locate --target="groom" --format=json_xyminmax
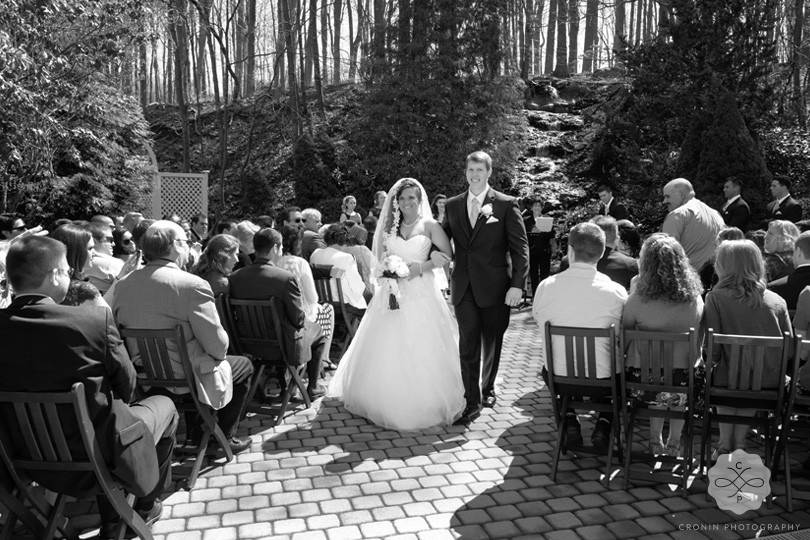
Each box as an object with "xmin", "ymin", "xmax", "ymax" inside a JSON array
[{"xmin": 444, "ymin": 151, "xmax": 529, "ymax": 425}]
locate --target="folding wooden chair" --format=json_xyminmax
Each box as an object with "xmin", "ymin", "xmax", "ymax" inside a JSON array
[
  {"xmin": 619, "ymin": 328, "xmax": 699, "ymax": 493},
  {"xmin": 777, "ymin": 332, "xmax": 810, "ymax": 511},
  {"xmin": 311, "ymin": 263, "xmax": 362, "ymax": 358},
  {"xmin": 120, "ymin": 326, "xmax": 233, "ymax": 490},
  {"xmin": 544, "ymin": 322, "xmax": 622, "ymax": 482},
  {"xmin": 700, "ymin": 330, "xmax": 791, "ymax": 491},
  {"xmin": 0, "ymin": 382, "xmax": 152, "ymax": 539},
  {"xmin": 223, "ymin": 296, "xmax": 311, "ymax": 425}
]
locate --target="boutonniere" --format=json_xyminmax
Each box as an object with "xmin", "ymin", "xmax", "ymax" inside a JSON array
[{"xmin": 480, "ymin": 204, "xmax": 493, "ymax": 219}]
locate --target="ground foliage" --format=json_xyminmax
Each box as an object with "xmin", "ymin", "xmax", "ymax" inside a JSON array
[{"xmin": 0, "ymin": 0, "xmax": 156, "ymax": 223}]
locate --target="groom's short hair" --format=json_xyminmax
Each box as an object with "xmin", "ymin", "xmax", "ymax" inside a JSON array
[
  {"xmin": 466, "ymin": 151, "xmax": 492, "ymax": 172},
  {"xmin": 568, "ymin": 222, "xmax": 605, "ymax": 264}
]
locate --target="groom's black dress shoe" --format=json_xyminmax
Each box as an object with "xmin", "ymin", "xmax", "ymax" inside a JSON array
[
  {"xmin": 453, "ymin": 405, "xmax": 481, "ymax": 426},
  {"xmin": 482, "ymin": 394, "xmax": 497, "ymax": 408}
]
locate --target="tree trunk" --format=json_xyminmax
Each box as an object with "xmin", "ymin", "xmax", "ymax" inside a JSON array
[
  {"xmin": 614, "ymin": 0, "xmax": 625, "ymax": 62},
  {"xmin": 553, "ymin": 0, "xmax": 569, "ymax": 77},
  {"xmin": 281, "ymin": 0, "xmax": 303, "ymax": 135},
  {"xmin": 634, "ymin": 0, "xmax": 643, "ymax": 45},
  {"xmin": 567, "ymin": 0, "xmax": 579, "ymax": 73},
  {"xmin": 794, "ymin": 0, "xmax": 806, "ymax": 127},
  {"xmin": 310, "ymin": 0, "xmax": 326, "ymax": 115},
  {"xmin": 348, "ymin": 0, "xmax": 358, "ymax": 80},
  {"xmin": 171, "ymin": 0, "xmax": 191, "ymax": 171},
  {"xmin": 372, "ymin": 0, "xmax": 386, "ymax": 79},
  {"xmin": 321, "ymin": 0, "xmax": 329, "ymax": 83},
  {"xmin": 545, "ymin": 0, "xmax": 557, "ymax": 73},
  {"xmin": 412, "ymin": 0, "xmax": 430, "ymax": 77},
  {"xmin": 534, "ymin": 0, "xmax": 545, "ymax": 74},
  {"xmin": 521, "ymin": 0, "xmax": 534, "ymax": 78},
  {"xmin": 278, "ymin": 0, "xmax": 287, "ymax": 89},
  {"xmin": 195, "ymin": 0, "xmax": 211, "ymax": 96},
  {"xmin": 245, "ymin": 0, "xmax": 257, "ymax": 96},
  {"xmin": 582, "ymin": 0, "xmax": 599, "ymax": 72},
  {"xmin": 139, "ymin": 41, "xmax": 148, "ymax": 108},
  {"xmin": 235, "ymin": 0, "xmax": 246, "ymax": 94},
  {"xmin": 333, "ymin": 0, "xmax": 343, "ymax": 83},
  {"xmin": 397, "ymin": 0, "xmax": 411, "ymax": 71}
]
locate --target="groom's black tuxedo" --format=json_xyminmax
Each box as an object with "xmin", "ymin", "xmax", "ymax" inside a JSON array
[{"xmin": 444, "ymin": 187, "xmax": 529, "ymax": 410}]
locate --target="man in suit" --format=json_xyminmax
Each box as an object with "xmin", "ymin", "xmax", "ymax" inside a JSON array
[
  {"xmin": 770, "ymin": 231, "xmax": 810, "ymax": 309},
  {"xmin": 768, "ymin": 177, "xmax": 803, "ymax": 223},
  {"xmin": 229, "ymin": 228, "xmax": 327, "ymax": 401},
  {"xmin": 443, "ymin": 151, "xmax": 530, "ymax": 424},
  {"xmin": 720, "ymin": 177, "xmax": 751, "ymax": 231},
  {"xmin": 189, "ymin": 213, "xmax": 209, "ymax": 243},
  {"xmin": 112, "ymin": 221, "xmax": 254, "ymax": 455},
  {"xmin": 662, "ymin": 178, "xmax": 725, "ymax": 289},
  {"xmin": 597, "ymin": 185, "xmax": 629, "ymax": 220},
  {"xmin": 0, "ymin": 236, "xmax": 178, "ymax": 538},
  {"xmin": 301, "ymin": 208, "xmax": 326, "ymax": 261}
]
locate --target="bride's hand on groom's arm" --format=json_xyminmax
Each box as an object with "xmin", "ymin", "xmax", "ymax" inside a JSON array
[{"xmin": 429, "ymin": 251, "xmax": 451, "ymax": 267}]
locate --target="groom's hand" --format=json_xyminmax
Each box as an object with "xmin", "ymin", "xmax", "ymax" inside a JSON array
[{"xmin": 504, "ymin": 287, "xmax": 523, "ymax": 307}]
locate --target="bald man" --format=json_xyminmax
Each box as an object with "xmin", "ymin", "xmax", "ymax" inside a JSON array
[{"xmin": 661, "ymin": 178, "xmax": 725, "ymax": 288}]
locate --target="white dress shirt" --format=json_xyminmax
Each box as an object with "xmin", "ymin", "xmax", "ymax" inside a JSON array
[
  {"xmin": 532, "ymin": 262, "xmax": 627, "ymax": 378},
  {"xmin": 310, "ymin": 247, "xmax": 368, "ymax": 311}
]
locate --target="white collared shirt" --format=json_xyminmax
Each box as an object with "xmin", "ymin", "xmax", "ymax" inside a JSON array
[
  {"xmin": 603, "ymin": 197, "xmax": 614, "ymax": 214},
  {"xmin": 776, "ymin": 194, "xmax": 791, "ymax": 207},
  {"xmin": 532, "ymin": 263, "xmax": 627, "ymax": 378},
  {"xmin": 722, "ymin": 194, "xmax": 740, "ymax": 211},
  {"xmin": 467, "ymin": 186, "xmax": 490, "ymax": 219}
]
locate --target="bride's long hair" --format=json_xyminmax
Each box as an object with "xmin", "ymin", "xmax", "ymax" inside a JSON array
[{"xmin": 372, "ymin": 177, "xmax": 431, "ymax": 263}]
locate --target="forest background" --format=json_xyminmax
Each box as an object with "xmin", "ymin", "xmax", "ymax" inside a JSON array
[{"xmin": 1, "ymin": 0, "xmax": 809, "ymax": 230}]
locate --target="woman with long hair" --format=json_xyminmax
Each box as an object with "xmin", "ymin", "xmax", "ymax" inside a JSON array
[
  {"xmin": 278, "ymin": 225, "xmax": 336, "ymax": 368},
  {"xmin": 622, "ymin": 233, "xmax": 703, "ymax": 456},
  {"xmin": 704, "ymin": 239, "xmax": 792, "ymax": 456},
  {"xmin": 49, "ymin": 223, "xmax": 106, "ymax": 307},
  {"xmin": 432, "ymin": 194, "xmax": 448, "ymax": 225},
  {"xmin": 339, "ymin": 195, "xmax": 363, "ymax": 225},
  {"xmin": 192, "ymin": 234, "xmax": 241, "ymax": 296}
]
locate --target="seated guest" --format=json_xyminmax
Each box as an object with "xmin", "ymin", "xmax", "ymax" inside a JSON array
[
  {"xmin": 344, "ymin": 220, "xmax": 368, "ymax": 247},
  {"xmin": 797, "ymin": 220, "xmax": 810, "ymax": 233},
  {"xmin": 764, "ymin": 219, "xmax": 800, "ymax": 282},
  {"xmin": 113, "ymin": 226, "xmax": 137, "ymax": 262},
  {"xmin": 189, "ymin": 213, "xmax": 209, "ymax": 243},
  {"xmin": 616, "ymin": 219, "xmax": 641, "ymax": 258},
  {"xmin": 560, "ymin": 216, "xmax": 638, "ymax": 291},
  {"xmin": 193, "ymin": 234, "xmax": 241, "ymax": 297},
  {"xmin": 301, "ymin": 208, "xmax": 326, "ymax": 260},
  {"xmin": 704, "ymin": 240, "xmax": 792, "ymax": 456},
  {"xmin": 623, "ymin": 234, "xmax": 704, "ymax": 456},
  {"xmin": 0, "ymin": 236, "xmax": 177, "ymax": 538},
  {"xmin": 532, "ymin": 222, "xmax": 628, "ymax": 450},
  {"xmin": 335, "ymin": 224, "xmax": 375, "ymax": 298},
  {"xmin": 770, "ymin": 231, "xmax": 810, "ymax": 310},
  {"xmin": 281, "ymin": 207, "xmax": 303, "ymax": 231},
  {"xmin": 85, "ymin": 223, "xmax": 124, "ymax": 294},
  {"xmin": 717, "ymin": 227, "xmax": 744, "ymax": 243},
  {"xmin": 255, "ymin": 214, "xmax": 276, "ymax": 229},
  {"xmin": 112, "ymin": 221, "xmax": 254, "ymax": 454},
  {"xmin": 279, "ymin": 226, "xmax": 335, "ymax": 366},
  {"xmin": 234, "ymin": 220, "xmax": 260, "ymax": 271},
  {"xmin": 122, "ymin": 211, "xmax": 144, "ymax": 233},
  {"xmin": 310, "ymin": 224, "xmax": 368, "ymax": 313},
  {"xmin": 49, "ymin": 223, "xmax": 107, "ymax": 308},
  {"xmin": 746, "ymin": 229, "xmax": 767, "ymax": 253},
  {"xmin": 229, "ymin": 228, "xmax": 327, "ymax": 400}
]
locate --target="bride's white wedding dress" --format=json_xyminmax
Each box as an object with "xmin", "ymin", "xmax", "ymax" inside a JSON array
[{"xmin": 328, "ymin": 235, "xmax": 465, "ymax": 431}]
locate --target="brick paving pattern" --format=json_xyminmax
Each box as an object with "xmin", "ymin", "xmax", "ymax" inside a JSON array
[{"xmin": 148, "ymin": 310, "xmax": 810, "ymax": 539}]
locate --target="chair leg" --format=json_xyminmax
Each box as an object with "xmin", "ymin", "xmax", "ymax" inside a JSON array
[
  {"xmin": 0, "ymin": 485, "xmax": 44, "ymax": 539},
  {"xmin": 551, "ymin": 419, "xmax": 565, "ymax": 482},
  {"xmin": 187, "ymin": 428, "xmax": 210, "ymax": 490},
  {"xmin": 42, "ymin": 493, "xmax": 66, "ymax": 540},
  {"xmin": 682, "ymin": 414, "xmax": 694, "ymax": 495},
  {"xmin": 623, "ymin": 412, "xmax": 634, "ymax": 490},
  {"xmin": 241, "ymin": 363, "xmax": 265, "ymax": 420}
]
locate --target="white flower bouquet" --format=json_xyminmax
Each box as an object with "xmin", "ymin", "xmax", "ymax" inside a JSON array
[{"xmin": 375, "ymin": 254, "xmax": 410, "ymax": 309}]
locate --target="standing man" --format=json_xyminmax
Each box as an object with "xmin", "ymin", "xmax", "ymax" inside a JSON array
[
  {"xmin": 597, "ymin": 185, "xmax": 629, "ymax": 220},
  {"xmin": 661, "ymin": 178, "xmax": 725, "ymax": 288},
  {"xmin": 190, "ymin": 213, "xmax": 209, "ymax": 243},
  {"xmin": 767, "ymin": 177, "xmax": 803, "ymax": 223},
  {"xmin": 443, "ymin": 151, "xmax": 530, "ymax": 425},
  {"xmin": 720, "ymin": 177, "xmax": 751, "ymax": 231}
]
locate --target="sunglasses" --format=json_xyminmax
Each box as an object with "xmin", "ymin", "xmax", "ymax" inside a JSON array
[
  {"xmin": 122, "ymin": 238, "xmax": 133, "ymax": 245},
  {"xmin": 292, "ymin": 218, "xmax": 303, "ymax": 223}
]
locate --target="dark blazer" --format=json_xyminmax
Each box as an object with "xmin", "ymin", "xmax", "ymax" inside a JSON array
[
  {"xmin": 228, "ymin": 258, "xmax": 318, "ymax": 365},
  {"xmin": 721, "ymin": 196, "xmax": 751, "ymax": 231},
  {"xmin": 0, "ymin": 296, "xmax": 159, "ymax": 497},
  {"xmin": 444, "ymin": 188, "xmax": 529, "ymax": 307},
  {"xmin": 770, "ymin": 265, "xmax": 810, "ymax": 310},
  {"xmin": 560, "ymin": 247, "xmax": 639, "ymax": 291},
  {"xmin": 301, "ymin": 230, "xmax": 326, "ymax": 261},
  {"xmin": 598, "ymin": 200, "xmax": 629, "ymax": 220},
  {"xmin": 767, "ymin": 196, "xmax": 803, "ymax": 223}
]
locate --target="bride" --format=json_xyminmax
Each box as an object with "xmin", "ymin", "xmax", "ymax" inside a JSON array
[{"xmin": 328, "ymin": 177, "xmax": 465, "ymax": 430}]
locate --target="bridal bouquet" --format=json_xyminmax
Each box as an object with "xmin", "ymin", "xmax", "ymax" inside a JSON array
[{"xmin": 375, "ymin": 254, "xmax": 410, "ymax": 310}]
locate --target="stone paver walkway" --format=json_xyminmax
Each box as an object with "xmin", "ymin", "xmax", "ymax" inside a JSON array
[{"xmin": 149, "ymin": 310, "xmax": 810, "ymax": 540}]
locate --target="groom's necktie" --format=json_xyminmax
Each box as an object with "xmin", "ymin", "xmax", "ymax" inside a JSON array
[{"xmin": 469, "ymin": 197, "xmax": 480, "ymax": 227}]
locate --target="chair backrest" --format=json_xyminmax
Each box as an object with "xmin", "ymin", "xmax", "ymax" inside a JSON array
[
  {"xmin": 705, "ymin": 329, "xmax": 791, "ymax": 405},
  {"xmin": 119, "ymin": 326, "xmax": 193, "ymax": 391},
  {"xmin": 620, "ymin": 327, "xmax": 699, "ymax": 393},
  {"xmin": 215, "ymin": 292, "xmax": 235, "ymax": 354},
  {"xmin": 311, "ymin": 263, "xmax": 347, "ymax": 306},
  {"xmin": 0, "ymin": 383, "xmax": 98, "ymax": 474},
  {"xmin": 544, "ymin": 322, "xmax": 617, "ymax": 385},
  {"xmin": 223, "ymin": 296, "xmax": 288, "ymax": 364},
  {"xmin": 788, "ymin": 332, "xmax": 810, "ymax": 409}
]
